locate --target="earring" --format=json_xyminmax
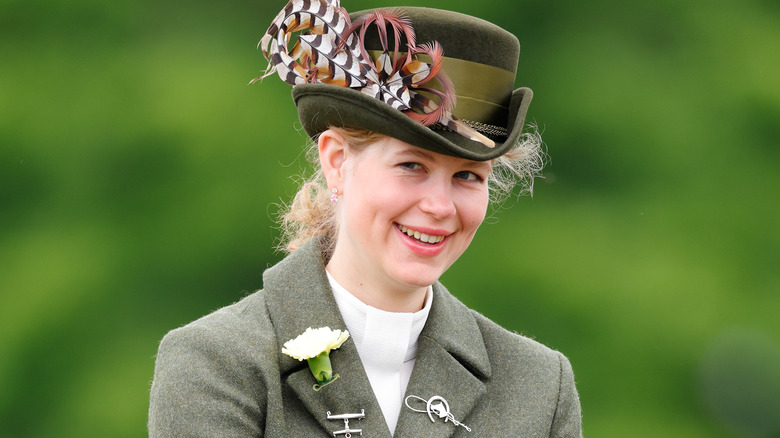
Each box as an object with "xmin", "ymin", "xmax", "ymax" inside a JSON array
[{"xmin": 330, "ymin": 188, "xmax": 339, "ymax": 203}]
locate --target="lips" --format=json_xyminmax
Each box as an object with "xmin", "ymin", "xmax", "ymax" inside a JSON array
[{"xmin": 397, "ymin": 224, "xmax": 446, "ymax": 244}]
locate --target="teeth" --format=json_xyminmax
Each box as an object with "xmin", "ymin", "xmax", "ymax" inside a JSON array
[{"xmin": 398, "ymin": 225, "xmax": 445, "ymax": 244}]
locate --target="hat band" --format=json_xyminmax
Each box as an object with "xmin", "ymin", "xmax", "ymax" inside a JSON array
[
  {"xmin": 367, "ymin": 50, "xmax": 516, "ymax": 127},
  {"xmin": 431, "ymin": 119, "xmax": 509, "ymax": 140}
]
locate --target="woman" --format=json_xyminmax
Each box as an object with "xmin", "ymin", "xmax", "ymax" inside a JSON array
[{"xmin": 149, "ymin": 1, "xmax": 582, "ymax": 436}]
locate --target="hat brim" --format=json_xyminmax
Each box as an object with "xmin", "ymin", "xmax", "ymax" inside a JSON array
[{"xmin": 292, "ymin": 84, "xmax": 532, "ymax": 161}]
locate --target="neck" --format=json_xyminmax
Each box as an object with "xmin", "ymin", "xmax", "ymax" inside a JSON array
[{"xmin": 325, "ymin": 260, "xmax": 428, "ymax": 313}]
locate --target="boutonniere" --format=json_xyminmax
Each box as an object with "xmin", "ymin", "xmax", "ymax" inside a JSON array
[{"xmin": 282, "ymin": 326, "xmax": 350, "ymax": 390}]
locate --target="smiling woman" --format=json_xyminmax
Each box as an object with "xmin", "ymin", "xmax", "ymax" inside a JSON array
[
  {"xmin": 148, "ymin": 1, "xmax": 582, "ymax": 437},
  {"xmin": 321, "ymin": 133, "xmax": 492, "ymax": 312}
]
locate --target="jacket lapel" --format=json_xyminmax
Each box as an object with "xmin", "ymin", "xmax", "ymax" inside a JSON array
[
  {"xmin": 263, "ymin": 238, "xmax": 392, "ymax": 437},
  {"xmin": 394, "ymin": 283, "xmax": 492, "ymax": 437}
]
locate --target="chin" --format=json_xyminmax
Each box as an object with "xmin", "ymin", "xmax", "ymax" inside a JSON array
[
  {"xmin": 401, "ymin": 276, "xmax": 438, "ymax": 289},
  {"xmin": 390, "ymin": 264, "xmax": 447, "ymax": 289}
]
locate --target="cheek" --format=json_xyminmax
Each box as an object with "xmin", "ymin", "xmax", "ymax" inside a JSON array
[
  {"xmin": 342, "ymin": 171, "xmax": 395, "ymax": 227},
  {"xmin": 463, "ymin": 192, "xmax": 489, "ymax": 231}
]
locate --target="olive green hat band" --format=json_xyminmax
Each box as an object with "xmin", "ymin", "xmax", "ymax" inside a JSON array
[{"xmin": 368, "ymin": 50, "xmax": 516, "ymax": 128}]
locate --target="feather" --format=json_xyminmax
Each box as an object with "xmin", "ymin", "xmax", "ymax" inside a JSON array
[
  {"xmin": 255, "ymin": 1, "xmax": 498, "ymax": 147},
  {"xmin": 441, "ymin": 117, "xmax": 496, "ymax": 148},
  {"xmin": 430, "ymin": 113, "xmax": 495, "ymax": 148},
  {"xmin": 346, "ymin": 9, "xmax": 415, "ymax": 74},
  {"xmin": 406, "ymin": 89, "xmax": 450, "ymax": 126},
  {"xmin": 407, "ymin": 42, "xmax": 444, "ymax": 87},
  {"xmin": 254, "ymin": 0, "xmax": 354, "ymax": 84},
  {"xmin": 299, "ymin": 33, "xmax": 370, "ymax": 87}
]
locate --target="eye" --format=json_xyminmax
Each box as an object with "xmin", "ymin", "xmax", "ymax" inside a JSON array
[
  {"xmin": 400, "ymin": 162, "xmax": 422, "ymax": 171},
  {"xmin": 454, "ymin": 170, "xmax": 484, "ymax": 182}
]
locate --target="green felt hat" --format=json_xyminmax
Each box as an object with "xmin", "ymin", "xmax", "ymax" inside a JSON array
[{"xmin": 290, "ymin": 7, "xmax": 532, "ymax": 161}]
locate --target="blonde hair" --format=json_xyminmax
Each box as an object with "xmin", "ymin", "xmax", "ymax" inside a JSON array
[{"xmin": 277, "ymin": 126, "xmax": 545, "ymax": 254}]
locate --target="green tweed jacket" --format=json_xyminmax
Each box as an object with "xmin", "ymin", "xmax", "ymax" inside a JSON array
[{"xmin": 148, "ymin": 238, "xmax": 582, "ymax": 437}]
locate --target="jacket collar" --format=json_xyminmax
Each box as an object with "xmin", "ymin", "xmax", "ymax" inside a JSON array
[{"xmin": 263, "ymin": 237, "xmax": 491, "ymax": 437}]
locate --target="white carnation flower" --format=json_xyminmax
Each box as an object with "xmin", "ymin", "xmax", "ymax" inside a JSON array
[{"xmin": 282, "ymin": 326, "xmax": 350, "ymax": 361}]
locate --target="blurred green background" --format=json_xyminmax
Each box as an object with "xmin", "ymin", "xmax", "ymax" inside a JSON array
[{"xmin": 2, "ymin": 0, "xmax": 779, "ymax": 436}]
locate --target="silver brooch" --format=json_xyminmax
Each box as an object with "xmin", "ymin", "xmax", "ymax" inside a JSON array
[
  {"xmin": 326, "ymin": 409, "xmax": 365, "ymax": 437},
  {"xmin": 404, "ymin": 395, "xmax": 472, "ymax": 432}
]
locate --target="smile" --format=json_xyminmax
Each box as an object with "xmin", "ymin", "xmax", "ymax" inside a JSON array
[{"xmin": 397, "ymin": 224, "xmax": 446, "ymax": 244}]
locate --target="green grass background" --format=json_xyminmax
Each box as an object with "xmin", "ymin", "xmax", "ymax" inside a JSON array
[{"xmin": 1, "ymin": 0, "xmax": 779, "ymax": 436}]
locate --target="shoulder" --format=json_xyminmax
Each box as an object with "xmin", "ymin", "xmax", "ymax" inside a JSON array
[
  {"xmin": 159, "ymin": 290, "xmax": 275, "ymax": 358},
  {"xmin": 470, "ymin": 309, "xmax": 575, "ymax": 392},
  {"xmin": 469, "ymin": 309, "xmax": 582, "ymax": 437},
  {"xmin": 429, "ymin": 283, "xmax": 569, "ymax": 374},
  {"xmin": 149, "ymin": 290, "xmax": 278, "ymax": 436},
  {"xmin": 471, "ymin": 309, "xmax": 566, "ymax": 369},
  {"xmin": 155, "ymin": 290, "xmax": 281, "ymax": 381},
  {"xmin": 152, "ymin": 289, "xmax": 278, "ymax": 383}
]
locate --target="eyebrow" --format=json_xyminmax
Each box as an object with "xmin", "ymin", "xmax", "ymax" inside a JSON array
[
  {"xmin": 394, "ymin": 147, "xmax": 492, "ymax": 171},
  {"xmin": 464, "ymin": 160, "xmax": 493, "ymax": 172},
  {"xmin": 394, "ymin": 147, "xmax": 436, "ymax": 161}
]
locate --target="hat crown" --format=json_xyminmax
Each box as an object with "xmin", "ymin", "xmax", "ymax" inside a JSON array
[{"xmin": 352, "ymin": 8, "xmax": 520, "ymax": 75}]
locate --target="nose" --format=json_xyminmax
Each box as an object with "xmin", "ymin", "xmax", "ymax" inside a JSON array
[{"xmin": 419, "ymin": 179, "xmax": 457, "ymax": 219}]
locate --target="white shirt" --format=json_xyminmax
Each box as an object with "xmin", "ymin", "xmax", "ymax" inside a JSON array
[{"xmin": 327, "ymin": 272, "xmax": 433, "ymax": 435}]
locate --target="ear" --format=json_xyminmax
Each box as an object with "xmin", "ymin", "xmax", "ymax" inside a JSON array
[{"xmin": 318, "ymin": 128, "xmax": 349, "ymax": 189}]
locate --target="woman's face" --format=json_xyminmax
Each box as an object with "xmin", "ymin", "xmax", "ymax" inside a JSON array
[{"xmin": 331, "ymin": 135, "xmax": 491, "ymax": 297}]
